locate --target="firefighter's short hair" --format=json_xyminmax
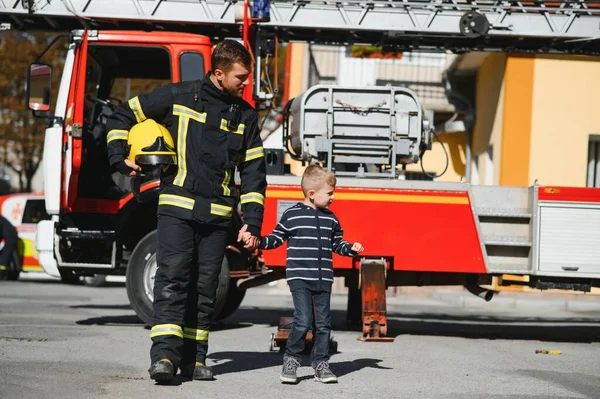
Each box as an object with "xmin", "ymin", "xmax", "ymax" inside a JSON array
[
  {"xmin": 212, "ymin": 39, "xmax": 252, "ymax": 72},
  {"xmin": 301, "ymin": 165, "xmax": 337, "ymax": 196}
]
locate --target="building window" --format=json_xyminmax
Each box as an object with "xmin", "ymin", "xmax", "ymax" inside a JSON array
[{"xmin": 586, "ymin": 135, "xmax": 600, "ymax": 188}]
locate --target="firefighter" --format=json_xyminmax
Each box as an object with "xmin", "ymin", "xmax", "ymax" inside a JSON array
[
  {"xmin": 0, "ymin": 215, "xmax": 18, "ymax": 280},
  {"xmin": 105, "ymin": 40, "xmax": 265, "ymax": 383}
]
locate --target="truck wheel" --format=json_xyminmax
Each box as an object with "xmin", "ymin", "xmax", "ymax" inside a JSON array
[
  {"xmin": 214, "ymin": 281, "xmax": 246, "ymax": 321},
  {"xmin": 126, "ymin": 230, "xmax": 231, "ymax": 327},
  {"xmin": 5, "ymin": 251, "xmax": 21, "ymax": 281},
  {"xmin": 126, "ymin": 230, "xmax": 157, "ymax": 326}
]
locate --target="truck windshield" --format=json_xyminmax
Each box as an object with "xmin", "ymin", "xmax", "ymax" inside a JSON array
[{"xmin": 79, "ymin": 45, "xmax": 171, "ymax": 201}]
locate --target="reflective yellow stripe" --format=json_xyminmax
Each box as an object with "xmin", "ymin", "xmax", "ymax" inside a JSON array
[
  {"xmin": 210, "ymin": 203, "xmax": 233, "ymax": 218},
  {"xmin": 220, "ymin": 119, "xmax": 245, "ymax": 135},
  {"xmin": 266, "ymin": 189, "xmax": 470, "ymax": 204},
  {"xmin": 158, "ymin": 194, "xmax": 195, "ymax": 210},
  {"xmin": 173, "ymin": 116, "xmax": 190, "ymax": 186},
  {"xmin": 0, "ymin": 265, "xmax": 6, "ymax": 271},
  {"xmin": 106, "ymin": 129, "xmax": 128, "ymax": 144},
  {"xmin": 221, "ymin": 169, "xmax": 232, "ymax": 196},
  {"xmin": 240, "ymin": 192, "xmax": 265, "ymax": 206},
  {"xmin": 128, "ymin": 96, "xmax": 146, "ymax": 123},
  {"xmin": 173, "ymin": 104, "xmax": 206, "ymax": 123},
  {"xmin": 150, "ymin": 324, "xmax": 183, "ymax": 339},
  {"xmin": 183, "ymin": 327, "xmax": 209, "ymax": 341},
  {"xmin": 244, "ymin": 146, "xmax": 264, "ymax": 162}
]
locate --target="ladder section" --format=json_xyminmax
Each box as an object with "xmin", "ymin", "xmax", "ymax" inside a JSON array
[
  {"xmin": 471, "ymin": 185, "xmax": 534, "ymax": 274},
  {"xmin": 2, "ymin": 1, "xmax": 600, "ymax": 54}
]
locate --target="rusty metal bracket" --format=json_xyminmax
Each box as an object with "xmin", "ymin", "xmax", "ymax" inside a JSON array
[{"xmin": 357, "ymin": 257, "xmax": 394, "ymax": 342}]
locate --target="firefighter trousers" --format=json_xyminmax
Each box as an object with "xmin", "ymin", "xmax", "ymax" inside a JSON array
[{"xmin": 149, "ymin": 214, "xmax": 228, "ymax": 371}]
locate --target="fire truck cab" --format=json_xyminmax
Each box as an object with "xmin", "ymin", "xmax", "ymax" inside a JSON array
[{"xmin": 27, "ymin": 30, "xmax": 250, "ymax": 324}]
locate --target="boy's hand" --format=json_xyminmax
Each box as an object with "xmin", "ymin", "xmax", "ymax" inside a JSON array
[
  {"xmin": 351, "ymin": 242, "xmax": 364, "ymax": 253},
  {"xmin": 244, "ymin": 235, "xmax": 260, "ymax": 250}
]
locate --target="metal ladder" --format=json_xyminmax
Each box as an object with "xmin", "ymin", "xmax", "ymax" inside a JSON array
[
  {"xmin": 3, "ymin": 1, "xmax": 600, "ymax": 54},
  {"xmin": 470, "ymin": 185, "xmax": 535, "ymax": 275}
]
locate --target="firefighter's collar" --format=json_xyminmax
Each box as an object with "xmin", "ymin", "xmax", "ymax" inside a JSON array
[{"xmin": 203, "ymin": 71, "xmax": 236, "ymax": 102}]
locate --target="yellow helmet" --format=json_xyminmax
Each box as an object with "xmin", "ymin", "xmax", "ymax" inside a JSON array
[{"xmin": 127, "ymin": 119, "xmax": 177, "ymax": 166}]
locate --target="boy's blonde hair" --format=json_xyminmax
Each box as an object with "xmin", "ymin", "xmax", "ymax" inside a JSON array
[{"xmin": 301, "ymin": 164, "xmax": 337, "ymax": 196}]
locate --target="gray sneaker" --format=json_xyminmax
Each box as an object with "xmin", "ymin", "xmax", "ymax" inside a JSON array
[
  {"xmin": 280, "ymin": 356, "xmax": 301, "ymax": 383},
  {"xmin": 314, "ymin": 362, "xmax": 337, "ymax": 383}
]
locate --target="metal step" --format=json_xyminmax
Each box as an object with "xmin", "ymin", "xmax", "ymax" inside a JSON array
[
  {"xmin": 2, "ymin": 1, "xmax": 600, "ymax": 54},
  {"xmin": 488, "ymin": 260, "xmax": 531, "ymax": 272},
  {"xmin": 476, "ymin": 207, "xmax": 532, "ymax": 218},
  {"xmin": 483, "ymin": 235, "xmax": 532, "ymax": 247}
]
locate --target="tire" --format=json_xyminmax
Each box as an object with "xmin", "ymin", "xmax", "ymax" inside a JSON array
[
  {"xmin": 214, "ymin": 280, "xmax": 246, "ymax": 321},
  {"xmin": 126, "ymin": 229, "xmax": 232, "ymax": 327},
  {"xmin": 5, "ymin": 251, "xmax": 21, "ymax": 281},
  {"xmin": 83, "ymin": 274, "xmax": 108, "ymax": 287}
]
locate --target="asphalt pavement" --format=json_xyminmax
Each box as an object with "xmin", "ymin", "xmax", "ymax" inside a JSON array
[{"xmin": 1, "ymin": 277, "xmax": 599, "ymax": 399}]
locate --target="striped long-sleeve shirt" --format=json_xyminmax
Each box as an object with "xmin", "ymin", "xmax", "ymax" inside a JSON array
[{"xmin": 259, "ymin": 202, "xmax": 356, "ymax": 292}]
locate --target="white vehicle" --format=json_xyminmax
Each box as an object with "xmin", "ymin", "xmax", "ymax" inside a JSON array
[{"xmin": 0, "ymin": 193, "xmax": 49, "ymax": 280}]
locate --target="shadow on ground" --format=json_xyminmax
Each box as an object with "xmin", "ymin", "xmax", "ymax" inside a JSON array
[
  {"xmin": 74, "ymin": 304, "xmax": 600, "ymax": 343},
  {"xmin": 226, "ymin": 306, "xmax": 600, "ymax": 344},
  {"xmin": 71, "ymin": 304, "xmax": 133, "ymax": 310},
  {"xmin": 207, "ymin": 350, "xmax": 391, "ymax": 378}
]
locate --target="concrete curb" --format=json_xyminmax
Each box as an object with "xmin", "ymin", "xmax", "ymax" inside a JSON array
[
  {"xmin": 249, "ymin": 285, "xmax": 600, "ymax": 313},
  {"xmin": 425, "ymin": 289, "xmax": 600, "ymax": 312}
]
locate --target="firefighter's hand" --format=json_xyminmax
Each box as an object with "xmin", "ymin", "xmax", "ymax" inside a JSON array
[
  {"xmin": 117, "ymin": 159, "xmax": 142, "ymax": 176},
  {"xmin": 124, "ymin": 159, "xmax": 142, "ymax": 176},
  {"xmin": 241, "ymin": 232, "xmax": 253, "ymax": 243},
  {"xmin": 238, "ymin": 224, "xmax": 260, "ymax": 249},
  {"xmin": 351, "ymin": 242, "xmax": 364, "ymax": 253}
]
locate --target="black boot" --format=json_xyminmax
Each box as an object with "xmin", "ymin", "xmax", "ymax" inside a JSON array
[
  {"xmin": 192, "ymin": 363, "xmax": 214, "ymax": 381},
  {"xmin": 148, "ymin": 359, "xmax": 175, "ymax": 384}
]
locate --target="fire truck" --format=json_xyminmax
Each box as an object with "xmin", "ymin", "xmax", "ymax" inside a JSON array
[{"xmin": 2, "ymin": 0, "xmax": 600, "ymax": 340}]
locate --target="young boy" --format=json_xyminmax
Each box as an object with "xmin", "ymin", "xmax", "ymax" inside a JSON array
[{"xmin": 244, "ymin": 165, "xmax": 364, "ymax": 384}]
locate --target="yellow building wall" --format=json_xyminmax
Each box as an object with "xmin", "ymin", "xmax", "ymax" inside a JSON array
[
  {"xmin": 286, "ymin": 43, "xmax": 309, "ymax": 176},
  {"xmin": 287, "ymin": 43, "xmax": 306, "ymax": 100},
  {"xmin": 529, "ymin": 56, "xmax": 600, "ymax": 186},
  {"xmin": 405, "ymin": 132, "xmax": 465, "ymax": 182},
  {"xmin": 499, "ymin": 56, "xmax": 535, "ymax": 186},
  {"xmin": 473, "ymin": 53, "xmax": 506, "ymax": 185},
  {"xmin": 403, "ymin": 131, "xmax": 464, "ymax": 182},
  {"xmin": 472, "ymin": 54, "xmax": 600, "ymax": 188}
]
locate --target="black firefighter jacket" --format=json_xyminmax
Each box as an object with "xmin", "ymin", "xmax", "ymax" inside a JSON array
[{"xmin": 105, "ymin": 74, "xmax": 267, "ymax": 236}]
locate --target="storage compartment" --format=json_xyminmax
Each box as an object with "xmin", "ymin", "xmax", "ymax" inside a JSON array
[{"xmin": 537, "ymin": 204, "xmax": 600, "ymax": 275}]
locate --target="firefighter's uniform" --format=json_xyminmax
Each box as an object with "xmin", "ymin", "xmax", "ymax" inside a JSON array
[{"xmin": 105, "ymin": 74, "xmax": 267, "ymax": 372}]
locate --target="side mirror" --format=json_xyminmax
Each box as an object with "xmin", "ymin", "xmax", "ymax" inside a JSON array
[{"xmin": 27, "ymin": 63, "xmax": 52, "ymax": 112}]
